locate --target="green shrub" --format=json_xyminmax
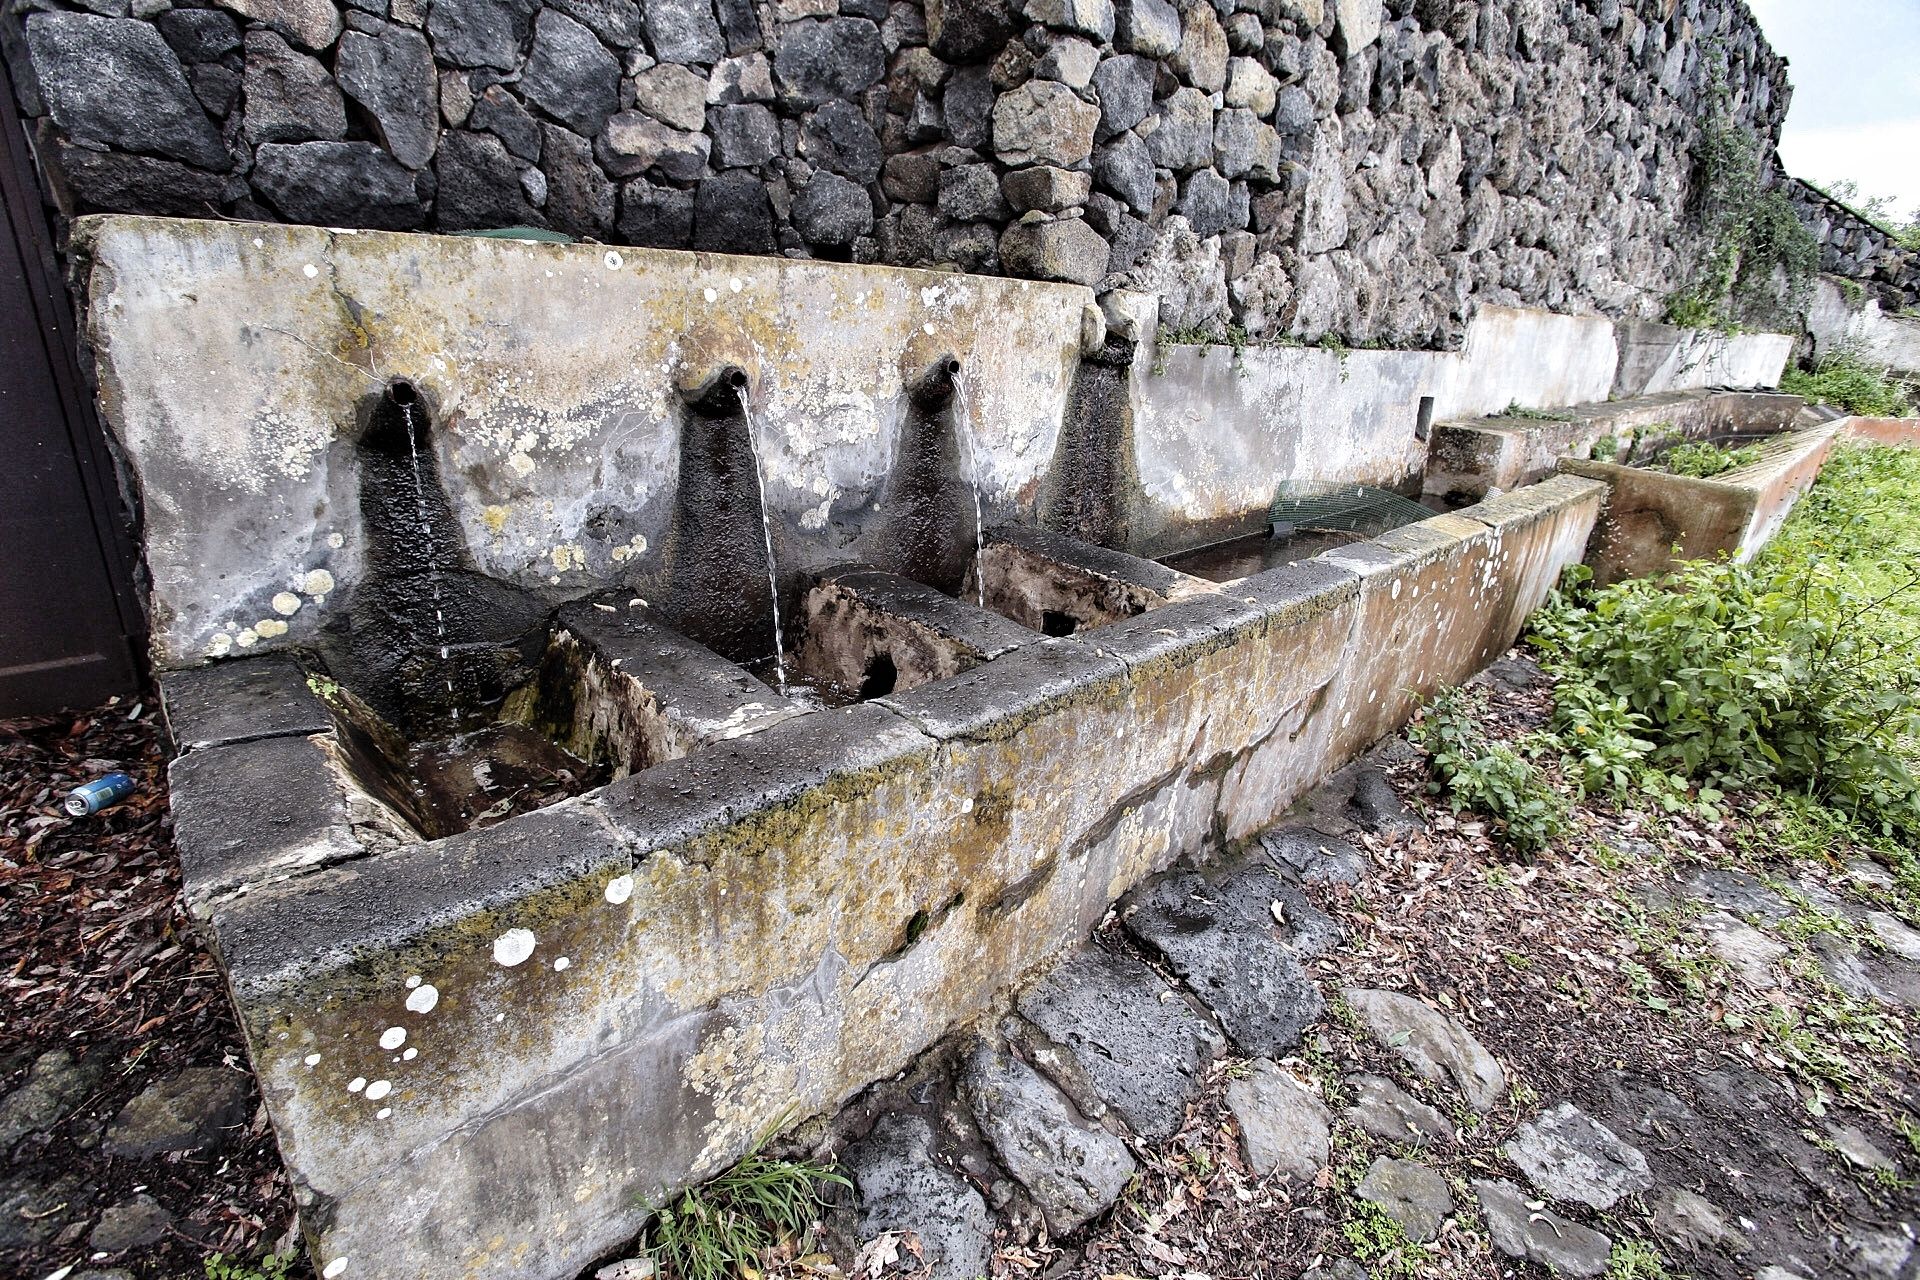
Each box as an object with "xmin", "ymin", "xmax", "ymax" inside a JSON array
[
  {"xmin": 204, "ymin": 1255, "xmax": 294, "ymax": 1280},
  {"xmin": 1660, "ymin": 440, "xmax": 1763, "ymax": 478},
  {"xmin": 1531, "ymin": 557, "xmax": 1920, "ymax": 835},
  {"xmin": 1780, "ymin": 355, "xmax": 1916, "ymax": 417},
  {"xmin": 1410, "ymin": 686, "xmax": 1569, "ymax": 854}
]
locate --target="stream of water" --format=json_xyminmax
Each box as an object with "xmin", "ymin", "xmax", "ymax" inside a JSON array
[
  {"xmin": 953, "ymin": 376, "xmax": 988, "ymax": 609},
  {"xmin": 735, "ymin": 386, "xmax": 790, "ymax": 695},
  {"xmin": 403, "ymin": 411, "xmax": 456, "ymax": 704}
]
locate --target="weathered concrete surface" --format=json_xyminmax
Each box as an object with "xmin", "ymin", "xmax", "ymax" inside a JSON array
[
  {"xmin": 1805, "ymin": 276, "xmax": 1920, "ymax": 378},
  {"xmin": 189, "ymin": 476, "xmax": 1602, "ymax": 1280},
  {"xmin": 1612, "ymin": 321, "xmax": 1794, "ymax": 398},
  {"xmin": 1845, "ymin": 416, "xmax": 1920, "ymax": 447},
  {"xmin": 1561, "ymin": 422, "xmax": 1841, "ymax": 584},
  {"xmin": 794, "ymin": 566, "xmax": 1036, "ymax": 697},
  {"xmin": 76, "ymin": 215, "xmax": 1093, "ymax": 667},
  {"xmin": 1424, "ymin": 390, "xmax": 1805, "ymax": 503}
]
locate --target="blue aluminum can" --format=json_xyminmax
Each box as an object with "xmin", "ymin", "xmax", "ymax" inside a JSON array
[{"xmin": 65, "ymin": 772, "xmax": 136, "ymax": 817}]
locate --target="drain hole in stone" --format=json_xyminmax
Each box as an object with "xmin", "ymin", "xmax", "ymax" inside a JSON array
[
  {"xmin": 859, "ymin": 652, "xmax": 899, "ymax": 700},
  {"xmin": 1041, "ymin": 610, "xmax": 1079, "ymax": 637}
]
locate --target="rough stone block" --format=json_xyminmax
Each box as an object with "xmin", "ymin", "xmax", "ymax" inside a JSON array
[
  {"xmin": 1002, "ymin": 164, "xmax": 1091, "ymax": 212},
  {"xmin": 160, "ymin": 654, "xmax": 332, "ymax": 752}
]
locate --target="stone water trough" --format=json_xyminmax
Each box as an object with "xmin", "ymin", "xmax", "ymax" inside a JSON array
[
  {"xmin": 78, "ymin": 215, "xmax": 1607, "ymax": 1280},
  {"xmin": 1559, "ymin": 419, "xmax": 1840, "ymax": 584}
]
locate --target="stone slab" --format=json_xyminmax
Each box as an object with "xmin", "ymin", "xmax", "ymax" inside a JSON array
[{"xmin": 159, "ymin": 652, "xmax": 332, "ymax": 751}]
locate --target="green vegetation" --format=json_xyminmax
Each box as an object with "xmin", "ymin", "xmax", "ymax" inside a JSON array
[
  {"xmin": 1666, "ymin": 67, "xmax": 1818, "ymax": 331},
  {"xmin": 1779, "ymin": 354, "xmax": 1916, "ymax": 417},
  {"xmin": 1658, "ymin": 439, "xmax": 1763, "ymax": 478},
  {"xmin": 1338, "ymin": 1196, "xmax": 1433, "ymax": 1278},
  {"xmin": 643, "ymin": 1129, "xmax": 849, "ymax": 1280},
  {"xmin": 1605, "ymin": 1239, "xmax": 1674, "ymax": 1280},
  {"xmin": 1496, "ymin": 401, "xmax": 1574, "ymax": 421},
  {"xmin": 204, "ymin": 1255, "xmax": 296, "ymax": 1280},
  {"xmin": 1410, "ymin": 685, "xmax": 1568, "ymax": 854}
]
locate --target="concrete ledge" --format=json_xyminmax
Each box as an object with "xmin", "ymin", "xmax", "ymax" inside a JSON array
[
  {"xmin": 160, "ymin": 653, "xmax": 332, "ymax": 752},
  {"xmin": 1845, "ymin": 416, "xmax": 1920, "ymax": 447},
  {"xmin": 195, "ymin": 478, "xmax": 1603, "ymax": 1280},
  {"xmin": 1560, "ymin": 422, "xmax": 1841, "ymax": 583},
  {"xmin": 1424, "ymin": 390, "xmax": 1805, "ymax": 502}
]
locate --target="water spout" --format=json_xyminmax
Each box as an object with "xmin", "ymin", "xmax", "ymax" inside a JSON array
[
  {"xmin": 680, "ymin": 365, "xmax": 752, "ymax": 418},
  {"xmin": 908, "ymin": 354, "xmax": 962, "ymax": 409}
]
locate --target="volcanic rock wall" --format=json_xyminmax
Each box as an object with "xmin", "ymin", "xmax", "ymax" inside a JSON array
[
  {"xmin": 5, "ymin": 0, "xmax": 1789, "ymax": 345},
  {"xmin": 1783, "ymin": 179, "xmax": 1920, "ymax": 314}
]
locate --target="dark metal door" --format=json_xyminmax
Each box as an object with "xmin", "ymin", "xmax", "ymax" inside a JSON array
[{"xmin": 0, "ymin": 64, "xmax": 143, "ymax": 715}]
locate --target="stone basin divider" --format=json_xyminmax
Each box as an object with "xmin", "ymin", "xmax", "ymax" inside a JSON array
[{"xmin": 159, "ymin": 474, "xmax": 1604, "ymax": 1280}]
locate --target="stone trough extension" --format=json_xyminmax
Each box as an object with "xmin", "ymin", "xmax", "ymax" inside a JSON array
[
  {"xmin": 1422, "ymin": 389, "xmax": 1806, "ymax": 504},
  {"xmin": 1559, "ymin": 421, "xmax": 1841, "ymax": 584},
  {"xmin": 160, "ymin": 477, "xmax": 1601, "ymax": 1280}
]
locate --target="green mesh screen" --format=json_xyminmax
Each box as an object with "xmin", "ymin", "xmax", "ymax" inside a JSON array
[{"xmin": 1267, "ymin": 485, "xmax": 1437, "ymax": 537}]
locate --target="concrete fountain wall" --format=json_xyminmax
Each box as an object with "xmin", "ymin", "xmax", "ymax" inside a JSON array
[{"xmin": 82, "ymin": 212, "xmax": 1626, "ymax": 1279}]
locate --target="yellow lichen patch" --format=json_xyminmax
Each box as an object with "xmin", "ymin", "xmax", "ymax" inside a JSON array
[{"xmin": 482, "ymin": 506, "xmax": 511, "ymax": 535}]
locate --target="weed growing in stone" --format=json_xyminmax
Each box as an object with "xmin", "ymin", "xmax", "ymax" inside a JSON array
[
  {"xmin": 203, "ymin": 1254, "xmax": 295, "ymax": 1280},
  {"xmin": 1659, "ymin": 439, "xmax": 1763, "ymax": 478},
  {"xmin": 1337, "ymin": 1197, "xmax": 1433, "ymax": 1278},
  {"xmin": 643, "ymin": 1126, "xmax": 849, "ymax": 1280},
  {"xmin": 1605, "ymin": 1238, "xmax": 1673, "ymax": 1280},
  {"xmin": 1495, "ymin": 401, "xmax": 1573, "ymax": 421},
  {"xmin": 1410, "ymin": 686, "xmax": 1568, "ymax": 855}
]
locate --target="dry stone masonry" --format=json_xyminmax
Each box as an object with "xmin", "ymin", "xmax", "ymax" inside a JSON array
[{"xmin": 8, "ymin": 0, "xmax": 1797, "ymax": 344}]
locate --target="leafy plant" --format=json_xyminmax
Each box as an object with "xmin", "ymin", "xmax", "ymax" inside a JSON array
[
  {"xmin": 1410, "ymin": 686, "xmax": 1568, "ymax": 854},
  {"xmin": 1780, "ymin": 354, "xmax": 1917, "ymax": 417},
  {"xmin": 1530, "ymin": 452, "xmax": 1920, "ymax": 836},
  {"xmin": 204, "ymin": 1255, "xmax": 295, "ymax": 1280},
  {"xmin": 1659, "ymin": 439, "xmax": 1763, "ymax": 478},
  {"xmin": 1606, "ymin": 1239, "xmax": 1673, "ymax": 1280},
  {"xmin": 644, "ymin": 1125, "xmax": 849, "ymax": 1280},
  {"xmin": 1339, "ymin": 1198, "xmax": 1433, "ymax": 1278}
]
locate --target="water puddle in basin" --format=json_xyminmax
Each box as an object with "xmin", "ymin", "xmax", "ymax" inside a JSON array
[{"xmin": 1161, "ymin": 529, "xmax": 1364, "ymax": 583}]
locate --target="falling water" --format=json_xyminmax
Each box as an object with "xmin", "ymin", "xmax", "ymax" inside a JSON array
[
  {"xmin": 735, "ymin": 385, "xmax": 790, "ymax": 695},
  {"xmin": 403, "ymin": 413, "xmax": 457, "ymax": 702},
  {"xmin": 952, "ymin": 375, "xmax": 988, "ymax": 609}
]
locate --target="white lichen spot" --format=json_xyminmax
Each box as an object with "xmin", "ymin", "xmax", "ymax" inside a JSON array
[
  {"xmin": 376, "ymin": 1107, "xmax": 392, "ymax": 1120},
  {"xmin": 364, "ymin": 1080, "xmax": 392, "ymax": 1101},
  {"xmin": 304, "ymin": 569, "xmax": 336, "ymax": 595},
  {"xmin": 207, "ymin": 634, "xmax": 234, "ymax": 659},
  {"xmin": 554, "ymin": 957, "xmax": 571, "ymax": 971},
  {"xmin": 235, "ymin": 628, "xmax": 259, "ymax": 648},
  {"xmin": 404, "ymin": 983, "xmax": 439, "ymax": 1013},
  {"xmin": 304, "ymin": 1053, "xmax": 322, "ymax": 1067},
  {"xmin": 703, "ymin": 287, "xmax": 718, "ymax": 303},
  {"xmin": 252, "ymin": 237, "xmax": 264, "ymax": 248},
  {"xmin": 347, "ymin": 1077, "xmax": 366, "ymax": 1094},
  {"xmin": 303, "ymin": 264, "xmax": 319, "ymax": 278},
  {"xmin": 493, "ymin": 928, "xmax": 536, "ymax": 967},
  {"xmin": 272, "ymin": 592, "xmax": 302, "ymax": 616},
  {"xmin": 729, "ymin": 277, "xmax": 743, "ymax": 292},
  {"xmin": 922, "ymin": 323, "xmax": 936, "ymax": 335},
  {"xmin": 508, "ymin": 451, "xmax": 537, "ymax": 477},
  {"xmin": 402, "ymin": 1047, "xmax": 418, "ymax": 1061},
  {"xmin": 379, "ymin": 1027, "xmax": 407, "ymax": 1050},
  {"xmin": 603, "ymin": 250, "xmax": 624, "ymax": 270},
  {"xmin": 255, "ymin": 618, "xmax": 288, "ymax": 638},
  {"xmin": 405, "ymin": 975, "xmax": 420, "ymax": 988},
  {"xmin": 960, "ymin": 797, "xmax": 974, "ymax": 814},
  {"xmin": 1390, "ymin": 579, "xmax": 1402, "ymax": 600},
  {"xmin": 323, "ymin": 1259, "xmax": 349, "ymax": 1279},
  {"xmin": 604, "ymin": 874, "xmax": 634, "ymax": 905},
  {"xmin": 326, "ymin": 531, "xmax": 345, "ymax": 549}
]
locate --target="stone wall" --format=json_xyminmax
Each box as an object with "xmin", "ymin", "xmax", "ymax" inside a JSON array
[
  {"xmin": 7, "ymin": 0, "xmax": 1790, "ymax": 345},
  {"xmin": 1784, "ymin": 180, "xmax": 1920, "ymax": 313}
]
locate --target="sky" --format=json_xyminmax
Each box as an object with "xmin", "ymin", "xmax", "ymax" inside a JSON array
[{"xmin": 1746, "ymin": 0, "xmax": 1920, "ymax": 221}]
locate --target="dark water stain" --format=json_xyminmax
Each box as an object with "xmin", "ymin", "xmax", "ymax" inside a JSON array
[
  {"xmin": 881, "ymin": 355, "xmax": 977, "ymax": 596},
  {"xmin": 1043, "ymin": 336, "xmax": 1140, "ymax": 548}
]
